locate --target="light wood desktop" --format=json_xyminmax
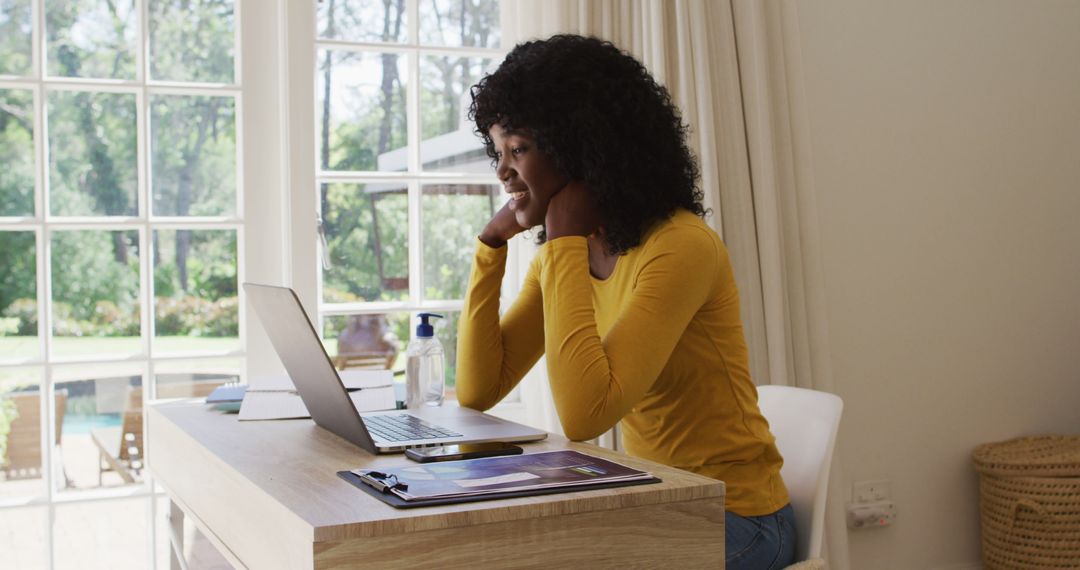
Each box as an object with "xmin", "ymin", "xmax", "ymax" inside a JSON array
[{"xmin": 147, "ymin": 401, "xmax": 726, "ymax": 569}]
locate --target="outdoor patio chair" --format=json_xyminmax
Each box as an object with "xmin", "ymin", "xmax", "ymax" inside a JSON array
[
  {"xmin": 91, "ymin": 379, "xmax": 224, "ymax": 485},
  {"xmin": 333, "ymin": 352, "xmax": 397, "ymax": 370},
  {"xmin": 1, "ymin": 389, "xmax": 69, "ymax": 485},
  {"xmin": 333, "ymin": 314, "xmax": 398, "ymax": 370}
]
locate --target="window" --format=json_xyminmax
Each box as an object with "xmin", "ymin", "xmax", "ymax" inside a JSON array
[
  {"xmin": 0, "ymin": 0, "xmax": 242, "ymax": 566},
  {"xmin": 0, "ymin": 1, "xmax": 525, "ymax": 565},
  {"xmin": 308, "ymin": 0, "xmax": 510, "ymax": 393}
]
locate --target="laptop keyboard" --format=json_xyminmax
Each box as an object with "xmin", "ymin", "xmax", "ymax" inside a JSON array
[{"xmin": 362, "ymin": 413, "xmax": 463, "ymax": 443}]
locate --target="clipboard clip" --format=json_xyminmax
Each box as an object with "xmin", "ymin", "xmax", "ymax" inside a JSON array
[{"xmin": 357, "ymin": 470, "xmax": 409, "ymax": 493}]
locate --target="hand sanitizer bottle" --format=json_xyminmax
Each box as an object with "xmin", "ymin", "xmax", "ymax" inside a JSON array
[{"xmin": 405, "ymin": 313, "xmax": 445, "ymax": 409}]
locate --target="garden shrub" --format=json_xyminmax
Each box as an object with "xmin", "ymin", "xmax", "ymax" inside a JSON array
[
  {"xmin": 155, "ymin": 295, "xmax": 237, "ymax": 337},
  {"xmin": 0, "ymin": 318, "xmax": 19, "ymax": 336},
  {"xmin": 2, "ymin": 298, "xmax": 37, "ymax": 335},
  {"xmin": 91, "ymin": 300, "xmax": 140, "ymax": 336}
]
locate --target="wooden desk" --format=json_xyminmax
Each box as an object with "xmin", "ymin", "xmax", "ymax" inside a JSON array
[{"xmin": 147, "ymin": 401, "xmax": 725, "ymax": 569}]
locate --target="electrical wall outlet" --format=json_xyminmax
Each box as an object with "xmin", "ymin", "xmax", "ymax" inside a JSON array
[
  {"xmin": 846, "ymin": 501, "xmax": 897, "ymax": 529},
  {"xmin": 853, "ymin": 479, "xmax": 892, "ymax": 503}
]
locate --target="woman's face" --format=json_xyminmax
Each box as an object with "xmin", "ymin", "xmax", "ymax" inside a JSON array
[{"xmin": 489, "ymin": 123, "xmax": 567, "ymax": 229}]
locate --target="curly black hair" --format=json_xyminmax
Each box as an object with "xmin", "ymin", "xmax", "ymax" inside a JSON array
[{"xmin": 469, "ymin": 34, "xmax": 705, "ymax": 255}]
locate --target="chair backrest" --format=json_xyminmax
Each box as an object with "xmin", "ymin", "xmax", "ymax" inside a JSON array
[
  {"xmin": 756, "ymin": 385, "xmax": 843, "ymax": 561},
  {"xmin": 333, "ymin": 352, "xmax": 396, "ymax": 370},
  {"xmin": 2, "ymin": 389, "xmax": 68, "ymax": 477},
  {"xmin": 119, "ymin": 379, "xmax": 226, "ymax": 461}
]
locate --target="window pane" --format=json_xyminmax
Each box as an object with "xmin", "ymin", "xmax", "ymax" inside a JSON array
[
  {"xmin": 54, "ymin": 497, "xmax": 149, "ymax": 568},
  {"xmin": 419, "ymin": 56, "xmax": 492, "ymax": 173},
  {"xmin": 0, "ymin": 505, "xmax": 47, "ymax": 569},
  {"xmin": 419, "ymin": 0, "xmax": 500, "ymax": 48},
  {"xmin": 45, "ymin": 0, "xmax": 137, "ymax": 80},
  {"xmin": 149, "ymin": 0, "xmax": 235, "ymax": 83},
  {"xmin": 317, "ymin": 0, "xmax": 408, "ymax": 44},
  {"xmin": 0, "ymin": 0, "xmax": 32, "ymax": 76},
  {"xmin": 153, "ymin": 358, "xmax": 240, "ymax": 400},
  {"xmin": 153, "ymin": 230, "xmax": 238, "ymax": 355},
  {"xmin": 422, "ymin": 184, "xmax": 498, "ymax": 300},
  {"xmin": 48, "ymin": 90, "xmax": 138, "ymax": 217},
  {"xmin": 51, "ymin": 230, "xmax": 141, "ymax": 359},
  {"xmin": 317, "ymin": 49, "xmax": 408, "ymax": 172},
  {"xmin": 322, "ymin": 184, "xmax": 408, "ymax": 302},
  {"xmin": 54, "ymin": 363, "xmax": 143, "ymax": 491},
  {"xmin": 151, "ymin": 95, "xmax": 237, "ymax": 217},
  {"xmin": 0, "ymin": 88, "xmax": 35, "ymax": 216},
  {"xmin": 0, "ymin": 368, "xmax": 44, "ymax": 500},
  {"xmin": 0, "ymin": 231, "xmax": 37, "ymax": 362},
  {"xmin": 321, "ymin": 313, "xmax": 406, "ymax": 371}
]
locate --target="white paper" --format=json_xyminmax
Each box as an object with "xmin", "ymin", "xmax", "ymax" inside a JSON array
[
  {"xmin": 348, "ymin": 386, "xmax": 396, "ymax": 412},
  {"xmin": 340, "ymin": 369, "xmax": 393, "ymax": 390},
  {"xmin": 454, "ymin": 472, "xmax": 541, "ymax": 488},
  {"xmin": 238, "ymin": 391, "xmax": 309, "ymax": 421},
  {"xmin": 247, "ymin": 370, "xmax": 392, "ymax": 392},
  {"xmin": 237, "ymin": 382, "xmax": 396, "ymax": 421},
  {"xmin": 248, "ymin": 374, "xmax": 296, "ymax": 391}
]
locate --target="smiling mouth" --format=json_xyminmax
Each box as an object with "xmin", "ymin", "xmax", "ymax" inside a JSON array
[{"xmin": 509, "ymin": 191, "xmax": 527, "ymax": 200}]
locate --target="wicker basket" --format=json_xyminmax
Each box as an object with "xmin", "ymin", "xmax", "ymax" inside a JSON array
[{"xmin": 973, "ymin": 435, "xmax": 1080, "ymax": 569}]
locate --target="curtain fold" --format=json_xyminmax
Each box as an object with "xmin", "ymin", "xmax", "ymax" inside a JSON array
[{"xmin": 500, "ymin": 1, "xmax": 848, "ymax": 566}]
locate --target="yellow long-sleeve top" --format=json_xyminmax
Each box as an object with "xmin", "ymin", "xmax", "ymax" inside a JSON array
[{"xmin": 457, "ymin": 210, "xmax": 789, "ymax": 516}]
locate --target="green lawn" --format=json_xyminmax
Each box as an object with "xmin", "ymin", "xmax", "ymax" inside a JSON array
[{"xmin": 0, "ymin": 336, "xmax": 240, "ymax": 360}]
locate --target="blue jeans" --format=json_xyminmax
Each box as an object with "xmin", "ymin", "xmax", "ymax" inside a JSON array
[{"xmin": 725, "ymin": 503, "xmax": 796, "ymax": 570}]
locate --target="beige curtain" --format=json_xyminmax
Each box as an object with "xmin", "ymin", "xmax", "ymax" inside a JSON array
[{"xmin": 502, "ymin": 1, "xmax": 848, "ymax": 566}]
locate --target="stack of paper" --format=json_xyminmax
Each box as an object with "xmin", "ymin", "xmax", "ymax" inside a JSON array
[{"xmin": 238, "ymin": 370, "xmax": 396, "ymax": 421}]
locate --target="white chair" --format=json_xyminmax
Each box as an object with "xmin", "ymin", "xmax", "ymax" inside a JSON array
[{"xmin": 756, "ymin": 385, "xmax": 843, "ymax": 563}]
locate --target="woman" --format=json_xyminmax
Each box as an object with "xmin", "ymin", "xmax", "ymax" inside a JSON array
[{"xmin": 456, "ymin": 34, "xmax": 795, "ymax": 569}]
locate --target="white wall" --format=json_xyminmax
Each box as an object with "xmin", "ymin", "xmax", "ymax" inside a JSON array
[{"xmin": 796, "ymin": 1, "xmax": 1080, "ymax": 568}]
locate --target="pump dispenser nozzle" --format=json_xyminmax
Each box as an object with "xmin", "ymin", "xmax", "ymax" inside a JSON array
[{"xmin": 415, "ymin": 313, "xmax": 443, "ymax": 338}]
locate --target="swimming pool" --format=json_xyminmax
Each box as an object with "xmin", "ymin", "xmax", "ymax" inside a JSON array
[{"xmin": 63, "ymin": 414, "xmax": 122, "ymax": 435}]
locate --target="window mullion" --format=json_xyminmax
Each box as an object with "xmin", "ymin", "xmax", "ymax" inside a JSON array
[
  {"xmin": 137, "ymin": 5, "xmax": 155, "ymax": 433},
  {"xmin": 234, "ymin": 0, "xmax": 245, "ymax": 87},
  {"xmin": 33, "ymin": 5, "xmax": 56, "ymax": 555},
  {"xmin": 406, "ymin": 0, "xmax": 420, "ymax": 52},
  {"xmin": 141, "ymin": 224, "xmax": 154, "ymax": 378},
  {"xmin": 137, "ymin": 92, "xmax": 149, "ymax": 220},
  {"xmin": 137, "ymin": 0, "xmax": 148, "ymax": 85},
  {"xmin": 407, "ymin": 180, "xmax": 422, "ymax": 306},
  {"xmin": 406, "ymin": 0, "xmax": 421, "ymax": 307},
  {"xmin": 316, "ymin": 171, "xmax": 498, "ymax": 184},
  {"xmin": 316, "ymin": 38, "xmax": 501, "ymax": 59}
]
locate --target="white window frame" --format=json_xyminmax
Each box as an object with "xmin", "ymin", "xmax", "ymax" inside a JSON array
[
  {"xmin": 281, "ymin": 0, "xmax": 534, "ymax": 420},
  {"xmin": 0, "ymin": 1, "xmax": 282, "ymax": 568}
]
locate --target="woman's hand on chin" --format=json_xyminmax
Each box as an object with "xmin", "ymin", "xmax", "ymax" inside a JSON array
[
  {"xmin": 478, "ymin": 200, "xmax": 526, "ymax": 249},
  {"xmin": 545, "ymin": 180, "xmax": 601, "ymax": 240}
]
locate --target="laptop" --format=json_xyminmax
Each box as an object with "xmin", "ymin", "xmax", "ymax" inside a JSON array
[{"xmin": 243, "ymin": 283, "xmax": 548, "ymax": 454}]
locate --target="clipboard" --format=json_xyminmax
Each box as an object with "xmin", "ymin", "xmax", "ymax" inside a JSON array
[{"xmin": 337, "ymin": 450, "xmax": 663, "ymax": 509}]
